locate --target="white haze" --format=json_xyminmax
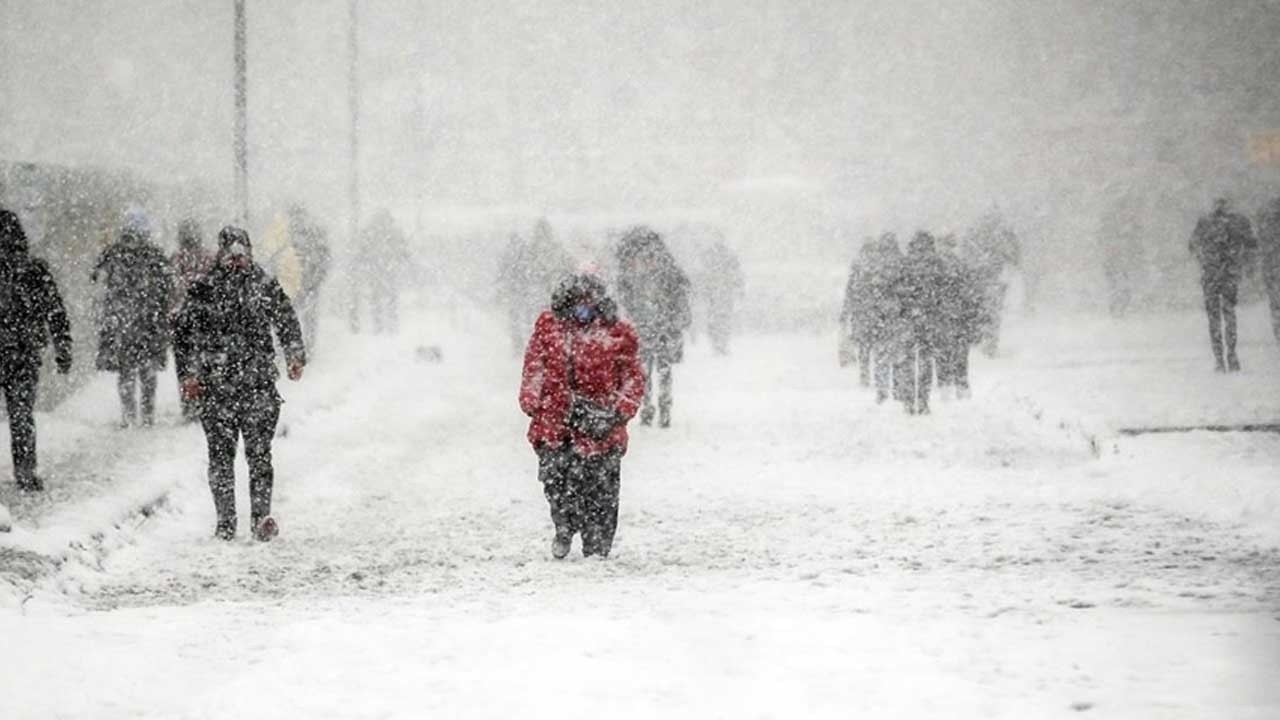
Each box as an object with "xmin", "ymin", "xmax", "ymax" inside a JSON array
[{"xmin": 3, "ymin": 0, "xmax": 1280, "ymax": 318}]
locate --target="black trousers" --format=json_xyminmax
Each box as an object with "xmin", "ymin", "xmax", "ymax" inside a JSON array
[
  {"xmin": 538, "ymin": 445, "xmax": 622, "ymax": 556},
  {"xmin": 118, "ymin": 363, "xmax": 158, "ymax": 425},
  {"xmin": 1, "ymin": 361, "xmax": 38, "ymax": 482},
  {"xmin": 936, "ymin": 341, "xmax": 970, "ymax": 391},
  {"xmin": 1202, "ymin": 281, "xmax": 1239, "ymax": 368},
  {"xmin": 201, "ymin": 392, "xmax": 281, "ymax": 525},
  {"xmin": 894, "ymin": 344, "xmax": 934, "ymax": 414}
]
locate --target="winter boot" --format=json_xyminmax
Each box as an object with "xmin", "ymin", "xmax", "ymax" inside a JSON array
[
  {"xmin": 253, "ymin": 516, "xmax": 279, "ymax": 542},
  {"xmin": 1227, "ymin": 352, "xmax": 1240, "ymax": 373},
  {"xmin": 658, "ymin": 405, "xmax": 671, "ymax": 429},
  {"xmin": 214, "ymin": 517, "xmax": 236, "ymax": 541},
  {"xmin": 551, "ymin": 527, "xmax": 572, "ymax": 559},
  {"xmin": 640, "ymin": 406, "xmax": 655, "ymax": 426}
]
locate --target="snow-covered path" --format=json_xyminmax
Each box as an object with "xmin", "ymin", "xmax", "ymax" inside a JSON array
[{"xmin": 2, "ymin": 304, "xmax": 1278, "ymax": 718}]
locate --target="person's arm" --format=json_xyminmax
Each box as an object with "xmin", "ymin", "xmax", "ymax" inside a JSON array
[
  {"xmin": 519, "ymin": 314, "xmax": 551, "ymax": 417},
  {"xmin": 613, "ymin": 324, "xmax": 646, "ymax": 422},
  {"xmin": 267, "ymin": 278, "xmax": 306, "ymax": 377},
  {"xmin": 33, "ymin": 260, "xmax": 72, "ymax": 373}
]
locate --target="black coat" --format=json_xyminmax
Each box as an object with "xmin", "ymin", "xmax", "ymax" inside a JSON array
[
  {"xmin": 174, "ymin": 261, "xmax": 305, "ymax": 402},
  {"xmin": 93, "ymin": 234, "xmax": 173, "ymax": 371},
  {"xmin": 1190, "ymin": 209, "xmax": 1256, "ymax": 289},
  {"xmin": 0, "ymin": 246, "xmax": 72, "ymax": 372},
  {"xmin": 899, "ymin": 242, "xmax": 948, "ymax": 350}
]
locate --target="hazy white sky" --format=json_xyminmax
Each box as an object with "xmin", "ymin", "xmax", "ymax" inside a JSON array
[{"xmin": 2, "ymin": 0, "xmax": 1278, "ymax": 240}]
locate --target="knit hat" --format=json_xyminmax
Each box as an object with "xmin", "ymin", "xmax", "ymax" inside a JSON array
[
  {"xmin": 0, "ymin": 209, "xmax": 28, "ymax": 254},
  {"xmin": 218, "ymin": 225, "xmax": 252, "ymax": 257}
]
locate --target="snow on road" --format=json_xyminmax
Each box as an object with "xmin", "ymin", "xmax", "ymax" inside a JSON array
[{"xmin": 1, "ymin": 303, "xmax": 1278, "ymax": 719}]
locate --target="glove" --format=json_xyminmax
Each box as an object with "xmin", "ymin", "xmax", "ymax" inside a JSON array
[
  {"xmin": 180, "ymin": 377, "xmax": 202, "ymax": 401},
  {"xmin": 287, "ymin": 359, "xmax": 304, "ymax": 381},
  {"xmin": 55, "ymin": 347, "xmax": 72, "ymax": 375}
]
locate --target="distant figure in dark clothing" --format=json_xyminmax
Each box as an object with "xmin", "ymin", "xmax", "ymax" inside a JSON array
[
  {"xmin": 169, "ymin": 219, "xmax": 214, "ymax": 423},
  {"xmin": 699, "ymin": 239, "xmax": 744, "ymax": 356},
  {"xmin": 93, "ymin": 208, "xmax": 174, "ymax": 427},
  {"xmin": 0, "ymin": 209, "xmax": 73, "ymax": 492},
  {"xmin": 962, "ymin": 211, "xmax": 1020, "ymax": 357},
  {"xmin": 866, "ymin": 233, "xmax": 907, "ymax": 404},
  {"xmin": 840, "ymin": 241, "xmax": 876, "ymax": 386},
  {"xmin": 350, "ymin": 209, "xmax": 411, "ymax": 335},
  {"xmin": 615, "ymin": 227, "xmax": 692, "ymax": 428},
  {"xmin": 288, "ymin": 205, "xmax": 332, "ymax": 354},
  {"xmin": 175, "ymin": 226, "xmax": 306, "ymax": 542},
  {"xmin": 1189, "ymin": 198, "xmax": 1256, "ymax": 372},
  {"xmin": 896, "ymin": 232, "xmax": 946, "ymax": 415},
  {"xmin": 935, "ymin": 234, "xmax": 983, "ymax": 400},
  {"xmin": 1257, "ymin": 196, "xmax": 1280, "ymax": 347}
]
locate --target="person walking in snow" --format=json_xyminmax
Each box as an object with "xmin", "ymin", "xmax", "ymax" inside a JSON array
[
  {"xmin": 615, "ymin": 227, "xmax": 691, "ymax": 428},
  {"xmin": 934, "ymin": 234, "xmax": 983, "ymax": 400},
  {"xmin": 175, "ymin": 226, "xmax": 306, "ymax": 542},
  {"xmin": 349, "ymin": 209, "xmax": 411, "ymax": 335},
  {"xmin": 699, "ymin": 239, "xmax": 744, "ymax": 356},
  {"xmin": 840, "ymin": 240, "xmax": 876, "ymax": 386},
  {"xmin": 92, "ymin": 207, "xmax": 173, "ymax": 427},
  {"xmin": 169, "ymin": 219, "xmax": 214, "ymax": 423},
  {"xmin": 895, "ymin": 232, "xmax": 947, "ymax": 415},
  {"xmin": 866, "ymin": 233, "xmax": 907, "ymax": 404},
  {"xmin": 1189, "ymin": 197, "xmax": 1256, "ymax": 372},
  {"xmin": 1255, "ymin": 195, "xmax": 1280, "ymax": 347},
  {"xmin": 0, "ymin": 209, "xmax": 73, "ymax": 492},
  {"xmin": 519, "ymin": 273, "xmax": 645, "ymax": 559}
]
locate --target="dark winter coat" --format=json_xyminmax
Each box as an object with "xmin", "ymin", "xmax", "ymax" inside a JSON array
[
  {"xmin": 0, "ymin": 210, "xmax": 72, "ymax": 372},
  {"xmin": 519, "ymin": 293, "xmax": 645, "ymax": 458},
  {"xmin": 937, "ymin": 246, "xmax": 984, "ymax": 346},
  {"xmin": 93, "ymin": 232, "xmax": 173, "ymax": 371},
  {"xmin": 174, "ymin": 260, "xmax": 306, "ymax": 403},
  {"xmin": 616, "ymin": 230, "xmax": 692, "ymax": 362},
  {"xmin": 1190, "ymin": 207, "xmax": 1256, "ymax": 290},
  {"xmin": 899, "ymin": 234, "xmax": 948, "ymax": 350},
  {"xmin": 170, "ymin": 244, "xmax": 214, "ymax": 317},
  {"xmin": 865, "ymin": 237, "xmax": 908, "ymax": 351}
]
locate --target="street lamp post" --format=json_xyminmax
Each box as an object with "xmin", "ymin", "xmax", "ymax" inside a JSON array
[{"xmin": 233, "ymin": 0, "xmax": 249, "ymax": 225}]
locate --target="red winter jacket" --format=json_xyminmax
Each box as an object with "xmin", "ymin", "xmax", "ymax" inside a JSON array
[{"xmin": 519, "ymin": 310, "xmax": 646, "ymax": 456}]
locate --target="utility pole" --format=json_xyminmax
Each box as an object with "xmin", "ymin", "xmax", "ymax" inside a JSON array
[
  {"xmin": 348, "ymin": 0, "xmax": 360, "ymax": 246},
  {"xmin": 233, "ymin": 0, "xmax": 249, "ymax": 225}
]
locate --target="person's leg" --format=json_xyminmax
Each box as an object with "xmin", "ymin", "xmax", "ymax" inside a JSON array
[
  {"xmin": 539, "ymin": 444, "xmax": 577, "ymax": 557},
  {"xmin": 5, "ymin": 365, "xmax": 39, "ymax": 488},
  {"xmin": 581, "ymin": 451, "xmax": 622, "ymax": 558},
  {"xmin": 639, "ymin": 351, "xmax": 655, "ymax": 425},
  {"xmin": 956, "ymin": 344, "xmax": 971, "ymax": 398},
  {"xmin": 873, "ymin": 345, "xmax": 891, "ymax": 403},
  {"xmin": 1222, "ymin": 284, "xmax": 1240, "ymax": 371},
  {"xmin": 893, "ymin": 347, "xmax": 915, "ymax": 412},
  {"xmin": 1203, "ymin": 286, "xmax": 1225, "ymax": 371},
  {"xmin": 139, "ymin": 365, "xmax": 158, "ymax": 426},
  {"xmin": 657, "ymin": 355, "xmax": 674, "ymax": 428},
  {"xmin": 242, "ymin": 395, "xmax": 282, "ymax": 533},
  {"xmin": 117, "ymin": 366, "xmax": 137, "ymax": 427},
  {"xmin": 201, "ymin": 405, "xmax": 240, "ymax": 539},
  {"xmin": 857, "ymin": 342, "xmax": 872, "ymax": 387},
  {"xmin": 918, "ymin": 346, "xmax": 934, "ymax": 414}
]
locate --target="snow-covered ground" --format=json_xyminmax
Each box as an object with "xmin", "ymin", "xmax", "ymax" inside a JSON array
[{"xmin": 1, "ymin": 300, "xmax": 1278, "ymax": 719}]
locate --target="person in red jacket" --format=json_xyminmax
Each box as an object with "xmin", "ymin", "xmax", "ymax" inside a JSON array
[{"xmin": 519, "ymin": 273, "xmax": 645, "ymax": 559}]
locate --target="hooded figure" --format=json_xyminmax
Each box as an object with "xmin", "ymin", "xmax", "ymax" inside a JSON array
[
  {"xmin": 169, "ymin": 219, "xmax": 214, "ymax": 422},
  {"xmin": 92, "ymin": 207, "xmax": 174, "ymax": 427},
  {"xmin": 895, "ymin": 232, "xmax": 947, "ymax": 415},
  {"xmin": 840, "ymin": 239, "xmax": 877, "ymax": 385},
  {"xmin": 0, "ymin": 209, "xmax": 73, "ymax": 491},
  {"xmin": 866, "ymin": 233, "xmax": 907, "ymax": 404},
  {"xmin": 615, "ymin": 227, "xmax": 691, "ymax": 428},
  {"xmin": 519, "ymin": 273, "xmax": 645, "ymax": 559},
  {"xmin": 174, "ymin": 225, "xmax": 306, "ymax": 542},
  {"xmin": 1189, "ymin": 197, "xmax": 1257, "ymax": 372}
]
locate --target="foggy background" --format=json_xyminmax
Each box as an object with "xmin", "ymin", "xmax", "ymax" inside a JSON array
[{"xmin": 3, "ymin": 0, "xmax": 1280, "ymax": 319}]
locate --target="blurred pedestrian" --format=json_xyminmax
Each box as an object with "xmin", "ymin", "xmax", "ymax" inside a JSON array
[
  {"xmin": 169, "ymin": 219, "xmax": 213, "ymax": 423},
  {"xmin": 0, "ymin": 209, "xmax": 73, "ymax": 491},
  {"xmin": 1189, "ymin": 197, "xmax": 1256, "ymax": 372},
  {"xmin": 175, "ymin": 226, "xmax": 306, "ymax": 542},
  {"xmin": 519, "ymin": 273, "xmax": 645, "ymax": 559},
  {"xmin": 895, "ymin": 232, "xmax": 946, "ymax": 415},
  {"xmin": 616, "ymin": 227, "xmax": 691, "ymax": 428},
  {"xmin": 92, "ymin": 207, "xmax": 173, "ymax": 427}
]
